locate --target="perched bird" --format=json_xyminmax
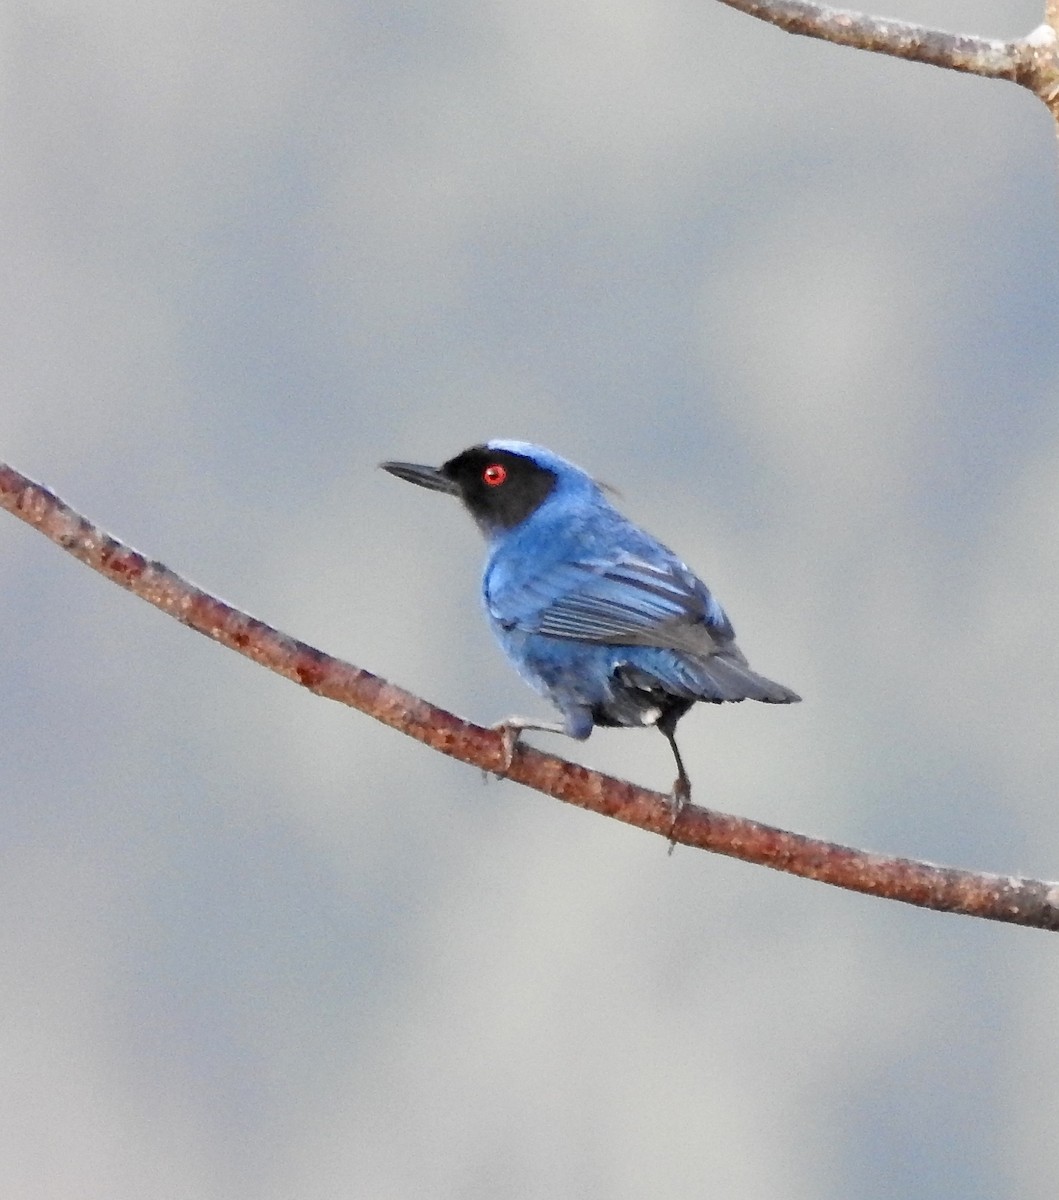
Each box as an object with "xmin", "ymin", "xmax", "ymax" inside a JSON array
[{"xmin": 381, "ymin": 441, "xmax": 799, "ymax": 823}]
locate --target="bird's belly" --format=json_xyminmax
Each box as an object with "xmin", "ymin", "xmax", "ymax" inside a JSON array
[
  {"xmin": 500, "ymin": 631, "xmax": 615, "ymax": 705},
  {"xmin": 498, "ymin": 630, "xmax": 691, "ymax": 729}
]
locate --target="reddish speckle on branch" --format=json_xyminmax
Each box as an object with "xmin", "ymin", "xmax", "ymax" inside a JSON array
[{"xmin": 100, "ymin": 545, "xmax": 145, "ymax": 580}]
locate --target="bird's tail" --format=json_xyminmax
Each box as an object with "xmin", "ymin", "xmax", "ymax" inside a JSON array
[
  {"xmin": 688, "ymin": 651, "xmax": 801, "ymax": 705},
  {"xmin": 618, "ymin": 652, "xmax": 800, "ymax": 706}
]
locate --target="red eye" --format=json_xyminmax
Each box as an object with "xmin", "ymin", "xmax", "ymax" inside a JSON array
[{"xmin": 482, "ymin": 463, "xmax": 507, "ymax": 487}]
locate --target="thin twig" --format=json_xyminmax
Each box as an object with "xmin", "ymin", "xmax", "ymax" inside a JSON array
[
  {"xmin": 715, "ymin": 0, "xmax": 1059, "ymax": 117},
  {"xmin": 3, "ymin": 461, "xmax": 1057, "ymax": 930}
]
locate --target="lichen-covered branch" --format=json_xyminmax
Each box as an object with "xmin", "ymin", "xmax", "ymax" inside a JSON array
[
  {"xmin": 3, "ymin": 460, "xmax": 1057, "ymax": 930},
  {"xmin": 715, "ymin": 0, "xmax": 1059, "ymax": 118}
]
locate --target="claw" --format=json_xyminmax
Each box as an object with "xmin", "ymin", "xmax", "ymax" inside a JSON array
[
  {"xmin": 666, "ymin": 776, "xmax": 691, "ymax": 855},
  {"xmin": 490, "ymin": 722, "xmax": 522, "ymax": 776}
]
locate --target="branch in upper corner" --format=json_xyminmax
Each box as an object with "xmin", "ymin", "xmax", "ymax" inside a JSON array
[
  {"xmin": 714, "ymin": 0, "xmax": 1059, "ymax": 116},
  {"xmin": 2, "ymin": 458, "xmax": 1058, "ymax": 932}
]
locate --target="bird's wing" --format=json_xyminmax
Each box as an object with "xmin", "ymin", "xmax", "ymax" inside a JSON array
[{"xmin": 487, "ymin": 552, "xmax": 734, "ymax": 655}]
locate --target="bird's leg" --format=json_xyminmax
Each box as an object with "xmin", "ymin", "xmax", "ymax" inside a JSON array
[
  {"xmin": 659, "ymin": 724, "xmax": 692, "ymax": 854},
  {"xmin": 488, "ymin": 717, "xmax": 572, "ymax": 776}
]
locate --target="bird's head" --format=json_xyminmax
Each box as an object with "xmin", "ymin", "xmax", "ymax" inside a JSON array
[{"xmin": 381, "ymin": 441, "xmax": 594, "ymax": 536}]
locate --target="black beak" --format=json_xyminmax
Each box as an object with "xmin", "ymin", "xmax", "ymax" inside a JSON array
[{"xmin": 380, "ymin": 460, "xmax": 458, "ymax": 495}]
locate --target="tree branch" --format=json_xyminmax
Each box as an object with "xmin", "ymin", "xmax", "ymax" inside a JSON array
[
  {"xmin": 715, "ymin": 1, "xmax": 1059, "ymax": 117},
  {"xmin": 3, "ymin": 461, "xmax": 1057, "ymax": 930}
]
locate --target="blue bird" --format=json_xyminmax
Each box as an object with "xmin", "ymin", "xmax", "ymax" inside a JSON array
[{"xmin": 381, "ymin": 441, "xmax": 799, "ymax": 820}]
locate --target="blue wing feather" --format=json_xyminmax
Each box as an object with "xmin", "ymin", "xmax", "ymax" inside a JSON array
[{"xmin": 487, "ymin": 549, "xmax": 735, "ymax": 655}]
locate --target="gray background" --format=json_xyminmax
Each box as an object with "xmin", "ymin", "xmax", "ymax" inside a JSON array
[{"xmin": 3, "ymin": 1, "xmax": 1058, "ymax": 1196}]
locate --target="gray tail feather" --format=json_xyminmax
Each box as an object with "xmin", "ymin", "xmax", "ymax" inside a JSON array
[{"xmin": 691, "ymin": 653, "xmax": 801, "ymax": 705}]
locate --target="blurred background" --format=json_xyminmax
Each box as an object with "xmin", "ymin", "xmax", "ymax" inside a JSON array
[{"xmin": 3, "ymin": 0, "xmax": 1058, "ymax": 1196}]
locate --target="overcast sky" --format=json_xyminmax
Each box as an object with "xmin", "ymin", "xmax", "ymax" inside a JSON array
[{"xmin": 3, "ymin": 2, "xmax": 1059, "ymax": 1197}]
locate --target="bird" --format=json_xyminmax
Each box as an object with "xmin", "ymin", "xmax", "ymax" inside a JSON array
[{"xmin": 381, "ymin": 441, "xmax": 799, "ymax": 831}]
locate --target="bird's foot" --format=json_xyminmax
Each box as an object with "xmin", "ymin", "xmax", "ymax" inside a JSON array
[
  {"xmin": 484, "ymin": 716, "xmax": 572, "ymax": 780},
  {"xmin": 666, "ymin": 777, "xmax": 692, "ymax": 856},
  {"xmin": 487, "ymin": 721, "xmax": 522, "ymax": 779}
]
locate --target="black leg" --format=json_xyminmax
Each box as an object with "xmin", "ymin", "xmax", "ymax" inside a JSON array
[{"xmin": 659, "ymin": 722, "xmax": 692, "ymax": 853}]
